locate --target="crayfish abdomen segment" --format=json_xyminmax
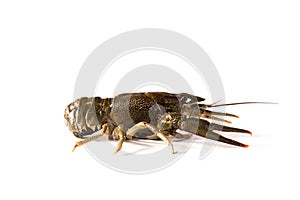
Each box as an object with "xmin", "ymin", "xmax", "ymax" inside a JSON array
[{"xmin": 64, "ymin": 97, "xmax": 112, "ymax": 138}]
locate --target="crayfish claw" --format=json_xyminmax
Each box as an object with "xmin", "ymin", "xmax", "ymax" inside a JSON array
[
  {"xmin": 205, "ymin": 130, "xmax": 249, "ymax": 148},
  {"xmin": 210, "ymin": 123, "xmax": 252, "ymax": 135}
]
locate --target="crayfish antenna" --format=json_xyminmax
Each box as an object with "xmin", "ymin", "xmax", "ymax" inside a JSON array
[{"xmin": 208, "ymin": 102, "xmax": 277, "ymax": 108}]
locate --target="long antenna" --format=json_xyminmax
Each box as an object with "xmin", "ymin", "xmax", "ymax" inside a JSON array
[{"xmin": 208, "ymin": 102, "xmax": 277, "ymax": 108}]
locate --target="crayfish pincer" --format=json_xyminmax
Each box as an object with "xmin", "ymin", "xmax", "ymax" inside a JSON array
[{"xmin": 64, "ymin": 92, "xmax": 257, "ymax": 154}]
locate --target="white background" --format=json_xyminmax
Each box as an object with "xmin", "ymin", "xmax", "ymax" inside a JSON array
[{"xmin": 0, "ymin": 1, "xmax": 299, "ymax": 199}]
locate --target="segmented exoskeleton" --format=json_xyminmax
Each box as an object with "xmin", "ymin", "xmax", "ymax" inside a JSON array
[{"xmin": 64, "ymin": 92, "xmax": 254, "ymax": 153}]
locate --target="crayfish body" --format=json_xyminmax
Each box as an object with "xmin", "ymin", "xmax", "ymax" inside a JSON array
[{"xmin": 64, "ymin": 92, "xmax": 251, "ymax": 153}]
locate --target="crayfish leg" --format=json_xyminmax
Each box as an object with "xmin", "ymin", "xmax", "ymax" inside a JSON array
[
  {"xmin": 185, "ymin": 107, "xmax": 238, "ymax": 124},
  {"xmin": 199, "ymin": 109, "xmax": 239, "ymax": 124},
  {"xmin": 72, "ymin": 142, "xmax": 81, "ymax": 152},
  {"xmin": 113, "ymin": 125, "xmax": 126, "ymax": 154},
  {"xmin": 126, "ymin": 122, "xmax": 176, "ymax": 154},
  {"xmin": 71, "ymin": 133, "xmax": 103, "ymax": 152}
]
